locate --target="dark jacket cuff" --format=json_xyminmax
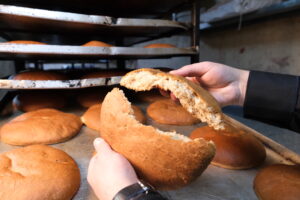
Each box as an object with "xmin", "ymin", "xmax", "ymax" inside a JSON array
[{"xmin": 244, "ymin": 70, "xmax": 299, "ymax": 127}]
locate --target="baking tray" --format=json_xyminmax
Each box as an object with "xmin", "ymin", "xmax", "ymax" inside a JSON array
[
  {"xmin": 0, "ymin": 5, "xmax": 188, "ymax": 36},
  {"xmin": 0, "ymin": 44, "xmax": 197, "ymax": 60},
  {"xmin": 0, "ymin": 76, "xmax": 122, "ymax": 89},
  {"xmin": 0, "ymin": 100, "xmax": 299, "ymax": 200},
  {"xmin": 0, "ymin": 0, "xmax": 189, "ymax": 17}
]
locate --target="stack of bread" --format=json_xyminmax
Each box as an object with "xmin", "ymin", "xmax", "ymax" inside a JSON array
[
  {"xmin": 0, "ymin": 69, "xmax": 84, "ymax": 200},
  {"xmin": 1, "ymin": 67, "xmax": 298, "ymax": 199}
]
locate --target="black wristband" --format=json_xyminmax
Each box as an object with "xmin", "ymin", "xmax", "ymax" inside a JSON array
[{"xmin": 113, "ymin": 180, "xmax": 165, "ymax": 200}]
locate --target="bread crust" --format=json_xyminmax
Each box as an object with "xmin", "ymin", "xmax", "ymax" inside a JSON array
[
  {"xmin": 120, "ymin": 68, "xmax": 224, "ymax": 130},
  {"xmin": 82, "ymin": 40, "xmax": 113, "ymax": 47},
  {"xmin": 80, "ymin": 70, "xmax": 128, "ymax": 79},
  {"xmin": 100, "ymin": 88, "xmax": 215, "ymax": 190},
  {"xmin": 144, "ymin": 43, "xmax": 176, "ymax": 48},
  {"xmin": 2, "ymin": 40, "xmax": 46, "ymax": 45},
  {"xmin": 13, "ymin": 91, "xmax": 67, "ymax": 112},
  {"xmin": 147, "ymin": 99, "xmax": 199, "ymax": 125},
  {"xmin": 11, "ymin": 70, "xmax": 67, "ymax": 80},
  {"xmin": 254, "ymin": 164, "xmax": 300, "ymax": 200},
  {"xmin": 81, "ymin": 104, "xmax": 102, "ymax": 131},
  {"xmin": 0, "ymin": 108, "xmax": 82, "ymax": 146},
  {"xmin": 0, "ymin": 145, "xmax": 80, "ymax": 200},
  {"xmin": 81, "ymin": 103, "xmax": 146, "ymax": 131},
  {"xmin": 190, "ymin": 125, "xmax": 266, "ymax": 169},
  {"xmin": 135, "ymin": 89, "xmax": 168, "ymax": 103}
]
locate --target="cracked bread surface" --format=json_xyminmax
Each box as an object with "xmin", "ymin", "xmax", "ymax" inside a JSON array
[
  {"xmin": 100, "ymin": 88, "xmax": 215, "ymax": 190},
  {"xmin": 0, "ymin": 108, "xmax": 82, "ymax": 146},
  {"xmin": 0, "ymin": 145, "xmax": 80, "ymax": 200},
  {"xmin": 120, "ymin": 68, "xmax": 225, "ymax": 130}
]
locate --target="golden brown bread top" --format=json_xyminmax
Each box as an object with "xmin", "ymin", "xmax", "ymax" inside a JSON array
[
  {"xmin": 0, "ymin": 145, "xmax": 80, "ymax": 200},
  {"xmin": 100, "ymin": 88, "xmax": 215, "ymax": 190},
  {"xmin": 120, "ymin": 68, "xmax": 224, "ymax": 130},
  {"xmin": 254, "ymin": 164, "xmax": 300, "ymax": 200},
  {"xmin": 81, "ymin": 103, "xmax": 146, "ymax": 131},
  {"xmin": 0, "ymin": 108, "xmax": 82, "ymax": 146},
  {"xmin": 81, "ymin": 104, "xmax": 102, "ymax": 131},
  {"xmin": 144, "ymin": 43, "xmax": 176, "ymax": 48},
  {"xmin": 13, "ymin": 91, "xmax": 67, "ymax": 112},
  {"xmin": 190, "ymin": 125, "xmax": 266, "ymax": 169},
  {"xmin": 2, "ymin": 40, "xmax": 46, "ymax": 45},
  {"xmin": 82, "ymin": 40, "xmax": 113, "ymax": 47},
  {"xmin": 12, "ymin": 70, "xmax": 67, "ymax": 80},
  {"xmin": 147, "ymin": 99, "xmax": 199, "ymax": 125},
  {"xmin": 80, "ymin": 70, "xmax": 128, "ymax": 79}
]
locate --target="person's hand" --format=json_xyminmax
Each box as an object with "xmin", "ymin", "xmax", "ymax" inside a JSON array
[
  {"xmin": 170, "ymin": 62, "xmax": 249, "ymax": 107},
  {"xmin": 87, "ymin": 138, "xmax": 138, "ymax": 200}
]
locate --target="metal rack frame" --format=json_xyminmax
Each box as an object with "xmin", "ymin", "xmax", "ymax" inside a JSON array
[{"xmin": 0, "ymin": 0, "xmax": 200, "ymax": 111}]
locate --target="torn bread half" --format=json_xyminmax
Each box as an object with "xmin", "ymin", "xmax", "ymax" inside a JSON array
[
  {"xmin": 120, "ymin": 68, "xmax": 225, "ymax": 130},
  {"xmin": 100, "ymin": 88, "xmax": 215, "ymax": 190}
]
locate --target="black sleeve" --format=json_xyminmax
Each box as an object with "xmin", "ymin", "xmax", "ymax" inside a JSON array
[{"xmin": 243, "ymin": 70, "xmax": 300, "ymax": 133}]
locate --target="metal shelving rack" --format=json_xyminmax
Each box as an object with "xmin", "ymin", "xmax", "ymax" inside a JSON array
[
  {"xmin": 0, "ymin": 0, "xmax": 200, "ymax": 68},
  {"xmin": 0, "ymin": 0, "xmax": 200, "ymax": 109}
]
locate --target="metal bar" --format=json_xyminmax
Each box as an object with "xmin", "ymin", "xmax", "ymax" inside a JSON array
[
  {"xmin": 191, "ymin": 0, "xmax": 200, "ymax": 63},
  {"xmin": 116, "ymin": 38, "xmax": 125, "ymax": 69},
  {"xmin": 0, "ymin": 45, "xmax": 196, "ymax": 60},
  {"xmin": 123, "ymin": 29, "xmax": 185, "ymax": 46}
]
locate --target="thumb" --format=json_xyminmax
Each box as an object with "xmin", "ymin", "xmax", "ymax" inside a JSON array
[
  {"xmin": 170, "ymin": 63, "xmax": 210, "ymax": 77},
  {"xmin": 93, "ymin": 138, "xmax": 112, "ymax": 154}
]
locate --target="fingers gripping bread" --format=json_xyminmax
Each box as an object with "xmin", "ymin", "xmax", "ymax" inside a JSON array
[{"xmin": 120, "ymin": 68, "xmax": 225, "ymax": 130}]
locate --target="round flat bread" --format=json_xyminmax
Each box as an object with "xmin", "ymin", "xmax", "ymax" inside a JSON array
[
  {"xmin": 254, "ymin": 164, "xmax": 300, "ymax": 200},
  {"xmin": 147, "ymin": 99, "xmax": 199, "ymax": 125},
  {"xmin": 144, "ymin": 43, "xmax": 176, "ymax": 48},
  {"xmin": 0, "ymin": 109, "xmax": 82, "ymax": 146},
  {"xmin": 81, "ymin": 103, "xmax": 146, "ymax": 131},
  {"xmin": 80, "ymin": 70, "xmax": 128, "ymax": 79},
  {"xmin": 2, "ymin": 40, "xmax": 46, "ymax": 45},
  {"xmin": 100, "ymin": 88, "xmax": 215, "ymax": 190},
  {"xmin": 11, "ymin": 70, "xmax": 67, "ymax": 80},
  {"xmin": 82, "ymin": 40, "xmax": 113, "ymax": 47},
  {"xmin": 190, "ymin": 125, "xmax": 266, "ymax": 169},
  {"xmin": 135, "ymin": 89, "xmax": 167, "ymax": 103},
  {"xmin": 13, "ymin": 91, "xmax": 67, "ymax": 112},
  {"xmin": 0, "ymin": 145, "xmax": 80, "ymax": 200}
]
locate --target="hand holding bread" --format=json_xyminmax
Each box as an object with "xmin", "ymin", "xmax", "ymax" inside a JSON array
[
  {"xmin": 88, "ymin": 138, "xmax": 138, "ymax": 200},
  {"xmin": 171, "ymin": 61, "xmax": 250, "ymax": 107}
]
